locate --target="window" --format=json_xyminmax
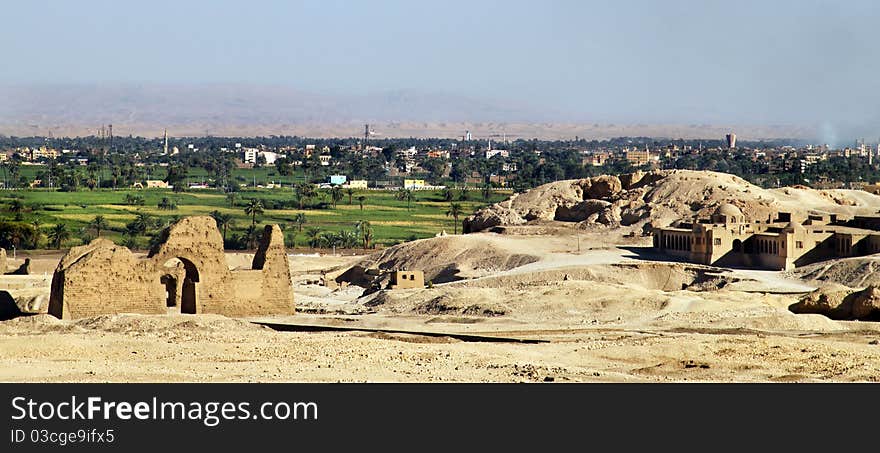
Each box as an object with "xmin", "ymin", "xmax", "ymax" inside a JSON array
[
  {"xmin": 713, "ymin": 238, "xmax": 721, "ymax": 246},
  {"xmin": 796, "ymin": 241, "xmax": 803, "ymax": 249}
]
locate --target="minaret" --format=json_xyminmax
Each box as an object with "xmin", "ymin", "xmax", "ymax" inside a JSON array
[{"xmin": 163, "ymin": 129, "xmax": 169, "ymax": 155}]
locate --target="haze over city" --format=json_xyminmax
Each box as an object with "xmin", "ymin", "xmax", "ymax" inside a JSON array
[{"xmin": 2, "ymin": 0, "xmax": 879, "ymax": 143}]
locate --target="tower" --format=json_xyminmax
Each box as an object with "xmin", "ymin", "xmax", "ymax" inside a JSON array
[
  {"xmin": 364, "ymin": 124, "xmax": 370, "ymax": 146},
  {"xmin": 163, "ymin": 129, "xmax": 168, "ymax": 155},
  {"xmin": 725, "ymin": 133, "xmax": 736, "ymax": 149}
]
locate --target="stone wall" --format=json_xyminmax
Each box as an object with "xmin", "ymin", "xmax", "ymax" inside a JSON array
[{"xmin": 48, "ymin": 240, "xmax": 164, "ymax": 319}]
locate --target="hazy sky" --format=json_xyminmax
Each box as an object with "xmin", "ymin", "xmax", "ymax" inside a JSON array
[{"xmin": 3, "ymin": 0, "xmax": 879, "ymax": 137}]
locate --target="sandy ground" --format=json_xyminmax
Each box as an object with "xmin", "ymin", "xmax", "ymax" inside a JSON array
[{"xmin": 3, "ymin": 233, "xmax": 880, "ymax": 382}]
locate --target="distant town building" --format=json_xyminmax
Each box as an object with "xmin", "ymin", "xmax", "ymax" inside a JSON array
[
  {"xmin": 726, "ymin": 133, "xmax": 737, "ymax": 149},
  {"xmin": 146, "ymin": 180, "xmax": 170, "ymax": 189},
  {"xmin": 345, "ymin": 180, "xmax": 368, "ymax": 189},
  {"xmin": 29, "ymin": 147, "xmax": 59, "ymax": 161},
  {"xmin": 329, "ymin": 174, "xmax": 347, "ymax": 185},
  {"xmin": 241, "ymin": 150, "xmax": 282, "ymax": 165},
  {"xmin": 625, "ymin": 148, "xmax": 658, "ymax": 166},
  {"xmin": 485, "ymin": 149, "xmax": 509, "ymax": 159},
  {"xmin": 403, "ymin": 179, "xmax": 426, "ymax": 189}
]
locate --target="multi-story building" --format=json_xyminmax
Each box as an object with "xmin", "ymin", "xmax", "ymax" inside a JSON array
[
  {"xmin": 653, "ymin": 204, "xmax": 880, "ymax": 271},
  {"xmin": 625, "ymin": 148, "xmax": 658, "ymax": 167}
]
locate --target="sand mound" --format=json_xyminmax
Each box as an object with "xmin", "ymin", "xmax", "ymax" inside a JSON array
[
  {"xmin": 464, "ymin": 170, "xmax": 880, "ymax": 233},
  {"xmin": 74, "ymin": 313, "xmax": 266, "ymax": 335},
  {"xmin": 360, "ymin": 278, "xmax": 841, "ymax": 333},
  {"xmin": 788, "ymin": 255, "xmax": 880, "ymax": 287},
  {"xmin": 454, "ymin": 262, "xmax": 737, "ymax": 292},
  {"xmin": 335, "ymin": 235, "xmax": 540, "ymax": 287},
  {"xmin": 0, "ymin": 313, "xmax": 84, "ymax": 334}
]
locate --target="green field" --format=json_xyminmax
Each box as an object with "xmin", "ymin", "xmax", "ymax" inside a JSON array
[{"xmin": 0, "ymin": 186, "xmax": 509, "ymax": 251}]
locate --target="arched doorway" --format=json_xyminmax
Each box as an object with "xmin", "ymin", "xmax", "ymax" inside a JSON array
[
  {"xmin": 162, "ymin": 258, "xmax": 200, "ymax": 314},
  {"xmin": 160, "ymin": 274, "xmax": 178, "ymax": 312},
  {"xmin": 732, "ymin": 239, "xmax": 743, "ymax": 253}
]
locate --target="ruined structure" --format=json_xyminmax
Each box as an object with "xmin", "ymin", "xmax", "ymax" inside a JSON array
[
  {"xmin": 653, "ymin": 204, "xmax": 880, "ymax": 271},
  {"xmin": 48, "ymin": 216, "xmax": 294, "ymax": 319},
  {"xmin": 389, "ymin": 270, "xmax": 425, "ymax": 289}
]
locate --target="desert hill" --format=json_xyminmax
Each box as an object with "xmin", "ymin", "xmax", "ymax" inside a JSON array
[{"xmin": 464, "ymin": 170, "xmax": 880, "ymax": 234}]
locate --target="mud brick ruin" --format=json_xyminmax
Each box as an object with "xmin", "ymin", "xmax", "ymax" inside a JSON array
[{"xmin": 48, "ymin": 216, "xmax": 294, "ymax": 319}]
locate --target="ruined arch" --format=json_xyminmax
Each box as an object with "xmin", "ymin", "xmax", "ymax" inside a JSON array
[
  {"xmin": 49, "ymin": 216, "xmax": 294, "ymax": 319},
  {"xmin": 161, "ymin": 257, "xmax": 201, "ymax": 313}
]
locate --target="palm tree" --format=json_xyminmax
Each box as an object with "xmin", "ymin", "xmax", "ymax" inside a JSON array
[
  {"xmin": 441, "ymin": 187, "xmax": 453, "ymax": 201},
  {"xmin": 157, "ymin": 197, "xmax": 177, "ymax": 210},
  {"xmin": 329, "ymin": 186, "xmax": 344, "ymax": 208},
  {"xmin": 293, "ymin": 212, "xmax": 307, "ymax": 232},
  {"xmin": 226, "ymin": 191, "xmax": 237, "ymax": 207},
  {"xmin": 295, "ymin": 183, "xmax": 317, "ymax": 209},
  {"xmin": 48, "ymin": 223, "xmax": 70, "ymax": 249},
  {"xmin": 396, "ymin": 188, "xmax": 415, "ymax": 211},
  {"xmin": 9, "ymin": 199, "xmax": 24, "ymax": 220},
  {"xmin": 481, "ymin": 183, "xmax": 492, "ymax": 201},
  {"xmin": 458, "ymin": 189, "xmax": 470, "ymax": 201},
  {"xmin": 445, "ymin": 203, "xmax": 464, "ymax": 234},
  {"xmin": 346, "ymin": 188, "xmax": 356, "ymax": 205},
  {"xmin": 31, "ymin": 219, "xmax": 42, "ymax": 248},
  {"xmin": 210, "ymin": 210, "xmax": 234, "ymax": 242},
  {"xmin": 305, "ymin": 227, "xmax": 322, "ymax": 249},
  {"xmin": 244, "ymin": 198, "xmax": 264, "ymax": 228},
  {"xmin": 88, "ymin": 215, "xmax": 110, "ymax": 237},
  {"xmin": 129, "ymin": 212, "xmax": 155, "ymax": 235},
  {"xmin": 355, "ymin": 220, "xmax": 374, "ymax": 250},
  {"xmin": 357, "ymin": 195, "xmax": 366, "ymax": 211},
  {"xmin": 244, "ymin": 225, "xmax": 261, "ymax": 249}
]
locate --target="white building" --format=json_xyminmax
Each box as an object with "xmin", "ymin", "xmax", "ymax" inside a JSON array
[
  {"xmin": 243, "ymin": 148, "xmax": 258, "ymax": 164},
  {"xmin": 486, "ymin": 149, "xmax": 509, "ymax": 159}
]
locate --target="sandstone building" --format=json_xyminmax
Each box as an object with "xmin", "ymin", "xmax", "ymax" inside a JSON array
[
  {"xmin": 653, "ymin": 203, "xmax": 880, "ymax": 271},
  {"xmin": 48, "ymin": 216, "xmax": 294, "ymax": 319},
  {"xmin": 389, "ymin": 270, "xmax": 425, "ymax": 289}
]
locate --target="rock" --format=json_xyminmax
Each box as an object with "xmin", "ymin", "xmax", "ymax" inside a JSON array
[
  {"xmin": 790, "ymin": 283, "xmax": 880, "ymax": 320},
  {"xmin": 554, "ymin": 199, "xmax": 611, "ymax": 222},
  {"xmin": 580, "ymin": 175, "xmax": 622, "ymax": 199},
  {"xmin": 6, "ymin": 258, "xmax": 30, "ymax": 275},
  {"xmin": 849, "ymin": 286, "xmax": 880, "ymax": 319},
  {"xmin": 597, "ymin": 207, "xmax": 622, "ymax": 225},
  {"xmin": 789, "ymin": 283, "xmax": 852, "ymax": 319}
]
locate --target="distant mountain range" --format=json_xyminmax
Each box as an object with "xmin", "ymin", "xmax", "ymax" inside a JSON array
[{"xmin": 0, "ymin": 83, "xmax": 812, "ymax": 140}]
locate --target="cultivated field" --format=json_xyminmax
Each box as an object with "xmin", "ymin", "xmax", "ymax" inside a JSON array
[{"xmin": 0, "ymin": 186, "xmax": 509, "ymax": 249}]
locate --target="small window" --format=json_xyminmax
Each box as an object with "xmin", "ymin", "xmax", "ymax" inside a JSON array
[
  {"xmin": 714, "ymin": 238, "xmax": 721, "ymax": 245},
  {"xmin": 796, "ymin": 241, "xmax": 803, "ymax": 249}
]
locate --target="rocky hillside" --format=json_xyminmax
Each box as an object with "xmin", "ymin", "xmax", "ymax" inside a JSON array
[{"xmin": 464, "ymin": 170, "xmax": 880, "ymax": 234}]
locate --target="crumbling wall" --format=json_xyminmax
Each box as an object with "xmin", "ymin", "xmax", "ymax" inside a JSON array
[
  {"xmin": 48, "ymin": 239, "xmax": 164, "ymax": 319},
  {"xmin": 243, "ymin": 224, "xmax": 295, "ymax": 316}
]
